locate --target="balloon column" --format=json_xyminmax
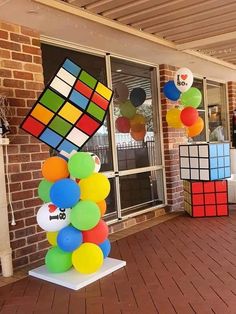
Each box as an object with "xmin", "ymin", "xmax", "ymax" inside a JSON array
[
  {"xmin": 164, "ymin": 67, "xmax": 204, "ymax": 138},
  {"xmin": 114, "ymin": 83, "xmax": 147, "ymax": 141},
  {"xmin": 37, "ymin": 152, "xmax": 111, "ymax": 274}
]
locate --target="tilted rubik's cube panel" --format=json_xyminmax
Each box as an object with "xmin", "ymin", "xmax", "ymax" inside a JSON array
[
  {"xmin": 183, "ymin": 180, "xmax": 229, "ymax": 217},
  {"xmin": 20, "ymin": 58, "xmax": 113, "ymax": 158},
  {"xmin": 179, "ymin": 142, "xmax": 231, "ymax": 181}
]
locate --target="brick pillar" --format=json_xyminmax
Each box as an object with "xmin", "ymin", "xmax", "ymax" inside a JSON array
[
  {"xmin": 159, "ymin": 65, "xmax": 187, "ymax": 211},
  {"xmin": 227, "ymin": 81, "xmax": 236, "ymax": 144},
  {"xmin": 0, "ymin": 20, "xmax": 49, "ymax": 269}
]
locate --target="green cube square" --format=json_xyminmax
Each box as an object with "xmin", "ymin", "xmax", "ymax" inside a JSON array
[
  {"xmin": 40, "ymin": 89, "xmax": 65, "ymax": 112},
  {"xmin": 87, "ymin": 102, "xmax": 105, "ymax": 121},
  {"xmin": 49, "ymin": 116, "xmax": 72, "ymax": 136},
  {"xmin": 79, "ymin": 71, "xmax": 97, "ymax": 89}
]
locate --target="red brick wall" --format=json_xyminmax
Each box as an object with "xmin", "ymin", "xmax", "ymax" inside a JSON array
[
  {"xmin": 0, "ymin": 20, "xmax": 49, "ymax": 269},
  {"xmin": 227, "ymin": 81, "xmax": 236, "ymax": 143},
  {"xmin": 159, "ymin": 65, "xmax": 186, "ymax": 211}
]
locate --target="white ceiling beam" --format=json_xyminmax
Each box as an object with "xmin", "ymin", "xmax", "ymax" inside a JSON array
[{"xmin": 177, "ymin": 31, "xmax": 236, "ymax": 50}]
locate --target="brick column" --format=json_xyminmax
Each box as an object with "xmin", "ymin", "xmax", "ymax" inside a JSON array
[
  {"xmin": 0, "ymin": 20, "xmax": 49, "ymax": 269},
  {"xmin": 227, "ymin": 81, "xmax": 236, "ymax": 144},
  {"xmin": 159, "ymin": 65, "xmax": 187, "ymax": 211}
]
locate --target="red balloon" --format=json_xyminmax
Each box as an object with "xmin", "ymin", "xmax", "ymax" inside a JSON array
[
  {"xmin": 82, "ymin": 220, "xmax": 108, "ymax": 244},
  {"xmin": 115, "ymin": 117, "xmax": 130, "ymax": 133},
  {"xmin": 180, "ymin": 107, "xmax": 199, "ymax": 127}
]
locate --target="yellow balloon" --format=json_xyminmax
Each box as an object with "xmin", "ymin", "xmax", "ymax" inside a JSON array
[
  {"xmin": 72, "ymin": 243, "xmax": 103, "ymax": 274},
  {"xmin": 79, "ymin": 173, "xmax": 110, "ymax": 202},
  {"xmin": 166, "ymin": 108, "xmax": 183, "ymax": 128},
  {"xmin": 46, "ymin": 231, "xmax": 58, "ymax": 246}
]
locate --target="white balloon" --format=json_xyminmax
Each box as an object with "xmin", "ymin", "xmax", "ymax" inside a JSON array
[
  {"xmin": 174, "ymin": 67, "xmax": 193, "ymax": 92},
  {"xmin": 114, "ymin": 83, "xmax": 129, "ymax": 102},
  {"xmin": 36, "ymin": 203, "xmax": 71, "ymax": 232},
  {"xmin": 88, "ymin": 152, "xmax": 101, "ymax": 173}
]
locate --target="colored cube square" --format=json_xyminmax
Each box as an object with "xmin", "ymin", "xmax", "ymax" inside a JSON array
[
  {"xmin": 49, "ymin": 116, "xmax": 72, "ymax": 136},
  {"xmin": 183, "ymin": 180, "xmax": 228, "ymax": 217},
  {"xmin": 179, "ymin": 143, "xmax": 231, "ymax": 181},
  {"xmin": 76, "ymin": 114, "xmax": 100, "ymax": 136},
  {"xmin": 20, "ymin": 58, "xmax": 113, "ymax": 156}
]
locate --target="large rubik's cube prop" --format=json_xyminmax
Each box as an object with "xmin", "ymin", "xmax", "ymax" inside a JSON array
[
  {"xmin": 20, "ymin": 58, "xmax": 113, "ymax": 158},
  {"xmin": 179, "ymin": 142, "xmax": 230, "ymax": 217}
]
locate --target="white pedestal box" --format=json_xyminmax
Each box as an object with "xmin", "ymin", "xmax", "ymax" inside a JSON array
[
  {"xmin": 29, "ymin": 257, "xmax": 126, "ymax": 290},
  {"xmin": 227, "ymin": 174, "xmax": 236, "ymax": 203}
]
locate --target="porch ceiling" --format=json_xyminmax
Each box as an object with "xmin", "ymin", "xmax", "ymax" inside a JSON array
[{"xmin": 61, "ymin": 0, "xmax": 236, "ymax": 66}]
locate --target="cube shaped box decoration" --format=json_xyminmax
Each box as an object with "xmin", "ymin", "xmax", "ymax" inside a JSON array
[
  {"xmin": 179, "ymin": 142, "xmax": 231, "ymax": 181},
  {"xmin": 20, "ymin": 58, "xmax": 113, "ymax": 158},
  {"xmin": 183, "ymin": 180, "xmax": 229, "ymax": 217}
]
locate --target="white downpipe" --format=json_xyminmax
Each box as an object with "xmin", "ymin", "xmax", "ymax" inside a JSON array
[{"xmin": 0, "ymin": 137, "xmax": 13, "ymax": 277}]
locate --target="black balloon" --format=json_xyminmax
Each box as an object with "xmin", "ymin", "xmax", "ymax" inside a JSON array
[{"xmin": 130, "ymin": 88, "xmax": 146, "ymax": 107}]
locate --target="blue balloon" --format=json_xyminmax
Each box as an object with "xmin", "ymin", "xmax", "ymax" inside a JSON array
[
  {"xmin": 99, "ymin": 239, "xmax": 111, "ymax": 258},
  {"xmin": 50, "ymin": 178, "xmax": 80, "ymax": 208},
  {"xmin": 57, "ymin": 226, "xmax": 82, "ymax": 252},
  {"xmin": 163, "ymin": 80, "xmax": 181, "ymax": 101},
  {"xmin": 130, "ymin": 88, "xmax": 146, "ymax": 107}
]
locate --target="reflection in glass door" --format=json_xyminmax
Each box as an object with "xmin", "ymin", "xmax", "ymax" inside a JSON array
[{"xmin": 110, "ymin": 57, "xmax": 165, "ymax": 217}]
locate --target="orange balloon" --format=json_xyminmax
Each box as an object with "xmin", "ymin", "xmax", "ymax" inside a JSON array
[
  {"xmin": 42, "ymin": 157, "xmax": 69, "ymax": 182},
  {"xmin": 96, "ymin": 200, "xmax": 107, "ymax": 216},
  {"xmin": 130, "ymin": 114, "xmax": 146, "ymax": 132},
  {"xmin": 187, "ymin": 117, "xmax": 204, "ymax": 138},
  {"xmin": 130, "ymin": 126, "xmax": 146, "ymax": 141}
]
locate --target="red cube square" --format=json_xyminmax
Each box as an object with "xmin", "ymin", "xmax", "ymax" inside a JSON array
[
  {"xmin": 205, "ymin": 205, "xmax": 216, "ymax": 216},
  {"xmin": 215, "ymin": 181, "xmax": 227, "ymax": 192},
  {"xmin": 192, "ymin": 194, "xmax": 204, "ymax": 205},
  {"xmin": 204, "ymin": 193, "xmax": 215, "ymax": 204},
  {"xmin": 204, "ymin": 182, "xmax": 215, "ymax": 193},
  {"xmin": 217, "ymin": 204, "xmax": 228, "ymax": 215},
  {"xmin": 216, "ymin": 192, "xmax": 227, "ymax": 204},
  {"xmin": 192, "ymin": 182, "xmax": 203, "ymax": 193},
  {"xmin": 193, "ymin": 206, "xmax": 205, "ymax": 217}
]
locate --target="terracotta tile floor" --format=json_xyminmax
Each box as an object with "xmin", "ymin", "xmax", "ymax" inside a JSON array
[{"xmin": 2, "ymin": 211, "xmax": 236, "ymax": 313}]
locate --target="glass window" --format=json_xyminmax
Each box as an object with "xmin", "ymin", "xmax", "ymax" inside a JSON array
[
  {"xmin": 192, "ymin": 78, "xmax": 206, "ymax": 142},
  {"xmin": 111, "ymin": 58, "xmax": 161, "ymax": 170},
  {"xmin": 207, "ymin": 81, "xmax": 228, "ymax": 141}
]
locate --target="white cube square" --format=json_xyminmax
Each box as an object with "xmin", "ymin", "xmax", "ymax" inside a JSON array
[
  {"xmin": 200, "ymin": 158, "xmax": 209, "ymax": 168},
  {"xmin": 181, "ymin": 157, "xmax": 189, "ymax": 168},
  {"xmin": 189, "ymin": 145, "xmax": 198, "ymax": 157},
  {"xmin": 180, "ymin": 146, "xmax": 189, "ymax": 157},
  {"xmin": 191, "ymin": 169, "xmax": 199, "ymax": 180},
  {"xmin": 190, "ymin": 158, "xmax": 199, "ymax": 168},
  {"xmin": 199, "ymin": 145, "xmax": 209, "ymax": 158},
  {"xmin": 200, "ymin": 169, "xmax": 209, "ymax": 180},
  {"xmin": 181, "ymin": 169, "xmax": 190, "ymax": 179}
]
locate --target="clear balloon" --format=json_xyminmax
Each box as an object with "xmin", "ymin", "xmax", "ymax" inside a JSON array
[
  {"xmin": 174, "ymin": 67, "xmax": 193, "ymax": 93},
  {"xmin": 114, "ymin": 83, "xmax": 129, "ymax": 102}
]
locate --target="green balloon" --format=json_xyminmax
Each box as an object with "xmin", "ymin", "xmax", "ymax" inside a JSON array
[
  {"xmin": 70, "ymin": 200, "xmax": 100, "ymax": 231},
  {"xmin": 120, "ymin": 100, "xmax": 136, "ymax": 119},
  {"xmin": 180, "ymin": 87, "xmax": 202, "ymax": 108},
  {"xmin": 68, "ymin": 152, "xmax": 95, "ymax": 179},
  {"xmin": 38, "ymin": 179, "xmax": 53, "ymax": 202},
  {"xmin": 45, "ymin": 247, "xmax": 72, "ymax": 273}
]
